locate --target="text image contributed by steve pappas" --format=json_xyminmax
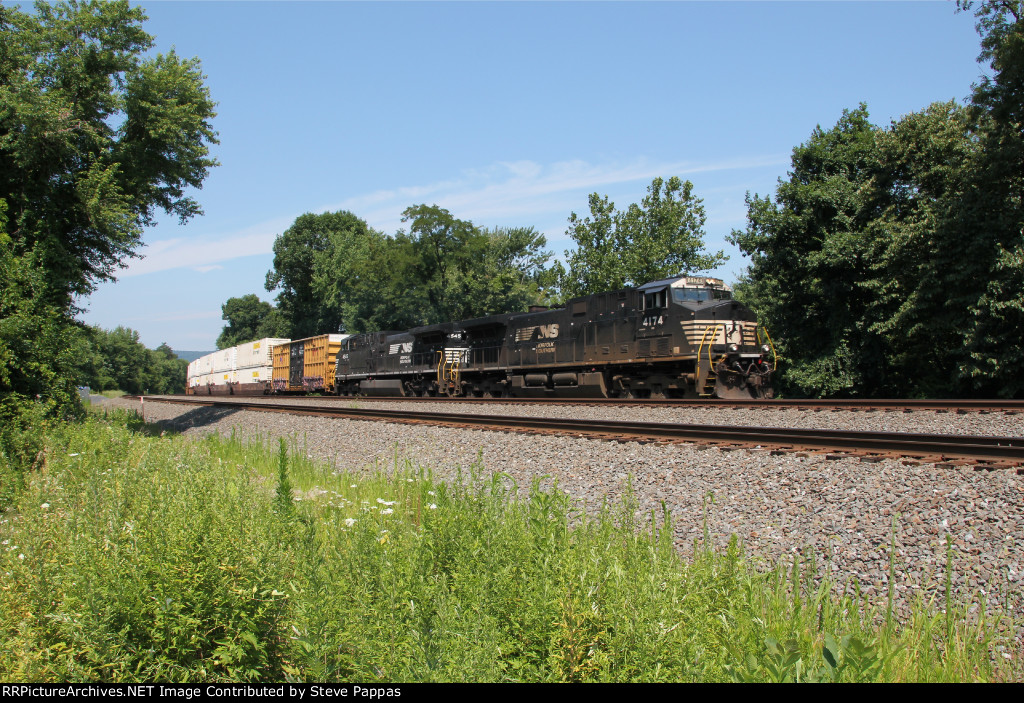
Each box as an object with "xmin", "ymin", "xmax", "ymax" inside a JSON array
[{"xmin": 1, "ymin": 685, "xmax": 404, "ymax": 699}]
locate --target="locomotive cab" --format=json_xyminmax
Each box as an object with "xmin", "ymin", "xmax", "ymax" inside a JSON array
[{"xmin": 639, "ymin": 276, "xmax": 775, "ymax": 398}]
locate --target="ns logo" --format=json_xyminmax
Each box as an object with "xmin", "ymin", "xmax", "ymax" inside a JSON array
[{"xmin": 515, "ymin": 324, "xmax": 560, "ymax": 342}]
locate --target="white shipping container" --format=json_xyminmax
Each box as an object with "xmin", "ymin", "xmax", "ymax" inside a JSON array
[
  {"xmin": 236, "ymin": 365, "xmax": 273, "ymax": 383},
  {"xmin": 199, "ymin": 353, "xmax": 215, "ymax": 375},
  {"xmin": 212, "ymin": 348, "xmax": 237, "ymax": 373},
  {"xmin": 236, "ymin": 338, "xmax": 289, "ymax": 368}
]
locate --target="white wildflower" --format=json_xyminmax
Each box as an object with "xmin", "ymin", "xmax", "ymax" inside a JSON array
[
  {"xmin": 376, "ymin": 498, "xmax": 396, "ymax": 506},
  {"xmin": 68, "ymin": 453, "xmax": 79, "ymax": 457},
  {"xmin": 427, "ymin": 491, "xmax": 436, "ymax": 496},
  {"xmin": 381, "ymin": 508, "xmax": 394, "ymax": 515},
  {"xmin": 428, "ymin": 504, "xmax": 437, "ymax": 510},
  {"xmin": 343, "ymin": 518, "xmax": 356, "ymax": 527},
  {"xmin": 41, "ymin": 503, "xmax": 49, "ymax": 510},
  {"xmin": 350, "ymin": 484, "xmax": 357, "ymax": 488},
  {"xmin": 18, "ymin": 554, "xmax": 24, "ymax": 560}
]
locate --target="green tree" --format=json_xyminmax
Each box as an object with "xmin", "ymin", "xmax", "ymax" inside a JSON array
[
  {"xmin": 561, "ymin": 177, "xmax": 726, "ymax": 299},
  {"xmin": 472, "ymin": 225, "xmax": 556, "ymax": 316},
  {"xmin": 398, "ymin": 205, "xmax": 556, "ymax": 325},
  {"xmin": 73, "ymin": 326, "xmax": 187, "ymax": 394},
  {"xmin": 0, "ymin": 0, "xmax": 218, "ymax": 308},
  {"xmin": 307, "ymin": 206, "xmax": 556, "ymax": 333},
  {"xmin": 862, "ymin": 101, "xmax": 978, "ymax": 396},
  {"xmin": 1, "ymin": 201, "xmax": 82, "ymax": 470},
  {"xmin": 144, "ymin": 342, "xmax": 188, "ymax": 394},
  {"xmin": 733, "ymin": 94, "xmax": 1017, "ymax": 398},
  {"xmin": 217, "ymin": 294, "xmax": 287, "ymax": 349},
  {"xmin": 956, "ymin": 0, "xmax": 1024, "ymax": 396},
  {"xmin": 728, "ymin": 106, "xmax": 883, "ymax": 397},
  {"xmin": 400, "ymin": 204, "xmax": 484, "ymax": 324},
  {"xmin": 265, "ymin": 211, "xmax": 365, "ymax": 337},
  {"xmin": 308, "ymin": 212, "xmax": 411, "ymax": 333}
]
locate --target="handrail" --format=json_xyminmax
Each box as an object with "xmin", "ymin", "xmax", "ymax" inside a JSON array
[
  {"xmin": 435, "ymin": 350, "xmax": 462, "ymax": 395},
  {"xmin": 757, "ymin": 325, "xmax": 779, "ymax": 371},
  {"xmin": 697, "ymin": 323, "xmax": 723, "ymax": 370}
]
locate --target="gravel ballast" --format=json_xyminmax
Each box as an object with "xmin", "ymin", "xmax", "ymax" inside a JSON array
[
  {"xmin": 158, "ymin": 395, "xmax": 1024, "ymax": 437},
  {"xmin": 115, "ymin": 397, "xmax": 1024, "ymax": 625}
]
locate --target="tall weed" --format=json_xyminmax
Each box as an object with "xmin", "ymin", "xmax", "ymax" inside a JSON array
[{"xmin": 0, "ymin": 412, "xmax": 1018, "ymax": 682}]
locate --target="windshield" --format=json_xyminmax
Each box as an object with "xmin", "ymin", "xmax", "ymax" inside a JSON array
[{"xmin": 672, "ymin": 288, "xmax": 732, "ymax": 304}]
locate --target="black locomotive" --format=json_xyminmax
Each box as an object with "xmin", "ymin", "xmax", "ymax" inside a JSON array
[{"xmin": 334, "ymin": 276, "xmax": 776, "ymax": 399}]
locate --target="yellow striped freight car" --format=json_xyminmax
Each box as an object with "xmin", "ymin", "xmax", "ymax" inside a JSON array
[{"xmin": 272, "ymin": 334, "xmax": 348, "ymax": 393}]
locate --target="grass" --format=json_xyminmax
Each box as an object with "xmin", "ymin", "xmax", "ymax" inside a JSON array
[{"xmin": 0, "ymin": 410, "xmax": 1019, "ymax": 682}]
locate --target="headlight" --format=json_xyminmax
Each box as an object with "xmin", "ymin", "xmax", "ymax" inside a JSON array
[
  {"xmin": 761, "ymin": 345, "xmax": 771, "ymax": 355},
  {"xmin": 728, "ymin": 343, "xmax": 739, "ymax": 354}
]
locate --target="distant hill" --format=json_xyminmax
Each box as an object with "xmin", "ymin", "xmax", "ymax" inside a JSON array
[{"xmin": 174, "ymin": 350, "xmax": 214, "ymax": 363}]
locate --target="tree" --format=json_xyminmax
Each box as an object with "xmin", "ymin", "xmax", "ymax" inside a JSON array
[
  {"xmin": 265, "ymin": 211, "xmax": 367, "ymax": 337},
  {"xmin": 1, "ymin": 198, "xmax": 83, "ymax": 472},
  {"xmin": 0, "ymin": 0, "xmax": 218, "ymax": 309},
  {"xmin": 957, "ymin": 0, "xmax": 1024, "ymax": 396},
  {"xmin": 862, "ymin": 101, "xmax": 978, "ymax": 396},
  {"xmin": 306, "ymin": 205, "xmax": 557, "ymax": 333},
  {"xmin": 728, "ymin": 106, "xmax": 883, "ymax": 397},
  {"xmin": 397, "ymin": 205, "xmax": 557, "ymax": 325},
  {"xmin": 471, "ymin": 225, "xmax": 556, "ymax": 316},
  {"xmin": 145, "ymin": 342, "xmax": 188, "ymax": 394},
  {"xmin": 217, "ymin": 294, "xmax": 287, "ymax": 349},
  {"xmin": 400, "ymin": 204, "xmax": 484, "ymax": 324},
  {"xmin": 560, "ymin": 177, "xmax": 726, "ymax": 299}
]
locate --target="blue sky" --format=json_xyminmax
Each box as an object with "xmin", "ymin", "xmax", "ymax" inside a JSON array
[{"xmin": 74, "ymin": 0, "xmax": 986, "ymax": 352}]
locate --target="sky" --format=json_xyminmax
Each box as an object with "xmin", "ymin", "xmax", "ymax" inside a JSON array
[{"xmin": 72, "ymin": 0, "xmax": 987, "ymax": 352}]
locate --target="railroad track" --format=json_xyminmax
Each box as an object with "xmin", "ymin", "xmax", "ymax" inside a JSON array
[
  {"xmin": 177, "ymin": 393, "xmax": 1024, "ymax": 413},
  {"xmin": 142, "ymin": 396, "xmax": 1024, "ymax": 470}
]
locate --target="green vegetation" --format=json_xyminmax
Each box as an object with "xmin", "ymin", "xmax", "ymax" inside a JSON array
[
  {"xmin": 75, "ymin": 325, "xmax": 188, "ymax": 396},
  {"xmin": 559, "ymin": 176, "xmax": 726, "ymax": 300},
  {"xmin": 239, "ymin": 179, "xmax": 727, "ymax": 344},
  {"xmin": 730, "ymin": 1, "xmax": 1024, "ymax": 398},
  {"xmin": 1, "ymin": 412, "xmax": 1017, "ymax": 682},
  {"xmin": 1, "ymin": 0, "xmax": 216, "ymax": 473},
  {"xmin": 236, "ymin": 205, "xmax": 559, "ymax": 343}
]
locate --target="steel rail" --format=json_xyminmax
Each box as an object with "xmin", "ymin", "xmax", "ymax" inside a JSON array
[
  {"xmin": 176, "ymin": 393, "xmax": 1024, "ymax": 412},
  {"xmin": 144, "ymin": 396, "xmax": 1024, "ymax": 463}
]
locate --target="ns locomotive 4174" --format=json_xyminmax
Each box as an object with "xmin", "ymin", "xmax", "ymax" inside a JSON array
[{"xmin": 335, "ymin": 276, "xmax": 776, "ymax": 399}]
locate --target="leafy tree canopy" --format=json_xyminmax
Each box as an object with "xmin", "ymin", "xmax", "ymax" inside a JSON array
[
  {"xmin": 731, "ymin": 0, "xmax": 1024, "ymax": 399},
  {"xmin": 560, "ymin": 177, "xmax": 726, "ymax": 299},
  {"xmin": 265, "ymin": 211, "xmax": 368, "ymax": 338},
  {"xmin": 73, "ymin": 325, "xmax": 187, "ymax": 395},
  {"xmin": 266, "ymin": 207, "xmax": 555, "ymax": 336},
  {"xmin": 216, "ymin": 294, "xmax": 287, "ymax": 349},
  {"xmin": 0, "ymin": 0, "xmax": 218, "ymax": 308}
]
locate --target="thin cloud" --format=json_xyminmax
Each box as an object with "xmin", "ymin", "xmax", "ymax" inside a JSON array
[{"xmin": 123, "ymin": 154, "xmax": 786, "ymax": 277}]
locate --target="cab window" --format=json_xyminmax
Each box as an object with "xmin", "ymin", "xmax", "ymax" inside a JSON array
[
  {"xmin": 643, "ymin": 288, "xmax": 668, "ymax": 309},
  {"xmin": 672, "ymin": 288, "xmax": 732, "ymax": 304}
]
